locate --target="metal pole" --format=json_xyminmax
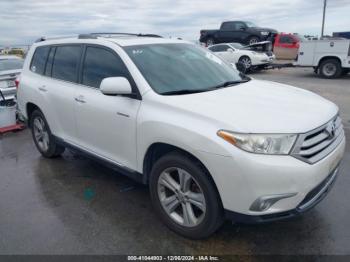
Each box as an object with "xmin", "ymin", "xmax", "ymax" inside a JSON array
[{"xmin": 321, "ymin": 0, "xmax": 327, "ymax": 38}]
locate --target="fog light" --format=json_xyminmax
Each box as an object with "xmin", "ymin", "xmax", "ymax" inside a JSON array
[{"xmin": 250, "ymin": 193, "xmax": 297, "ymax": 212}]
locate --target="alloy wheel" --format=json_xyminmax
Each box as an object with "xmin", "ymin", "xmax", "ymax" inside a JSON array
[
  {"xmin": 241, "ymin": 57, "xmax": 252, "ymax": 69},
  {"xmin": 33, "ymin": 117, "xmax": 49, "ymax": 152},
  {"xmin": 249, "ymin": 38, "xmax": 259, "ymax": 45},
  {"xmin": 157, "ymin": 167, "xmax": 206, "ymax": 227}
]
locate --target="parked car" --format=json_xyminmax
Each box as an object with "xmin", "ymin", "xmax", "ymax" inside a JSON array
[
  {"xmin": 295, "ymin": 39, "xmax": 350, "ymax": 78},
  {"xmin": 200, "ymin": 21, "xmax": 278, "ymax": 46},
  {"xmin": 273, "ymin": 33, "xmax": 301, "ymax": 60},
  {"xmin": 208, "ymin": 42, "xmax": 275, "ymax": 70},
  {"xmin": 17, "ymin": 34, "xmax": 345, "ymax": 239},
  {"xmin": 0, "ymin": 55, "xmax": 23, "ymax": 100}
]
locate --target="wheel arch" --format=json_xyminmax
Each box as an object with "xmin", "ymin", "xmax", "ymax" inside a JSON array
[
  {"xmin": 317, "ymin": 56, "xmax": 342, "ymax": 67},
  {"xmin": 26, "ymin": 102, "xmax": 41, "ymax": 127},
  {"xmin": 142, "ymin": 142, "xmax": 222, "ymax": 203}
]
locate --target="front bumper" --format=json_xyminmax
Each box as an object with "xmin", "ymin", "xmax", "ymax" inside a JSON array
[
  {"xmin": 225, "ymin": 165, "xmax": 340, "ymax": 223},
  {"xmin": 196, "ymin": 135, "xmax": 345, "ymax": 217}
]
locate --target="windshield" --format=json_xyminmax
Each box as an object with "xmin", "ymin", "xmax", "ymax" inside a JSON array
[
  {"xmin": 124, "ymin": 43, "xmax": 244, "ymax": 95},
  {"xmin": 245, "ymin": 21, "xmax": 257, "ymax": 28},
  {"xmin": 0, "ymin": 58, "xmax": 23, "ymax": 71},
  {"xmin": 230, "ymin": 43, "xmax": 244, "ymax": 49},
  {"xmin": 293, "ymin": 34, "xmax": 306, "ymax": 42}
]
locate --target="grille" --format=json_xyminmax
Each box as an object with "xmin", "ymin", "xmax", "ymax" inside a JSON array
[{"xmin": 291, "ymin": 116, "xmax": 344, "ymax": 164}]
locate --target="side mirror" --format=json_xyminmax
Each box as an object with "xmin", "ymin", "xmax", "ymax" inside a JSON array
[
  {"xmin": 227, "ymin": 48, "xmax": 234, "ymax": 53},
  {"xmin": 239, "ymin": 26, "xmax": 246, "ymax": 31},
  {"xmin": 100, "ymin": 77, "xmax": 132, "ymax": 96}
]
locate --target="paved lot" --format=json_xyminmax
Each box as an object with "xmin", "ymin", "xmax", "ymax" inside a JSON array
[{"xmin": 0, "ymin": 67, "xmax": 349, "ymax": 255}]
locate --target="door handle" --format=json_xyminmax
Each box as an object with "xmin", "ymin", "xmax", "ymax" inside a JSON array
[
  {"xmin": 38, "ymin": 86, "xmax": 47, "ymax": 92},
  {"xmin": 74, "ymin": 96, "xmax": 86, "ymax": 103}
]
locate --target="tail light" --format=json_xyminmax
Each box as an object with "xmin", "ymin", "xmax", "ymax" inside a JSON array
[{"xmin": 15, "ymin": 78, "xmax": 20, "ymax": 89}]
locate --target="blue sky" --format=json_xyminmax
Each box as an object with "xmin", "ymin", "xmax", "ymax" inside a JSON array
[{"xmin": 0, "ymin": 0, "xmax": 349, "ymax": 46}]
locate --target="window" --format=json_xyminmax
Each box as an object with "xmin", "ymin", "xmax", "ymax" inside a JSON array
[
  {"xmin": 209, "ymin": 45, "xmax": 229, "ymax": 52},
  {"xmin": 0, "ymin": 58, "xmax": 23, "ymax": 71},
  {"xmin": 44, "ymin": 47, "xmax": 55, "ymax": 76},
  {"xmin": 30, "ymin": 46, "xmax": 50, "ymax": 74},
  {"xmin": 221, "ymin": 22, "xmax": 234, "ymax": 30},
  {"xmin": 52, "ymin": 45, "xmax": 81, "ymax": 82},
  {"xmin": 222, "ymin": 22, "xmax": 246, "ymax": 31},
  {"xmin": 82, "ymin": 46, "xmax": 129, "ymax": 88},
  {"xmin": 233, "ymin": 22, "xmax": 246, "ymax": 30},
  {"xmin": 280, "ymin": 35, "xmax": 294, "ymax": 44}
]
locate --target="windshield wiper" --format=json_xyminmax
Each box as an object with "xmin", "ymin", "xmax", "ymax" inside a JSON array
[
  {"xmin": 161, "ymin": 89, "xmax": 212, "ymax": 96},
  {"xmin": 161, "ymin": 78, "xmax": 251, "ymax": 96},
  {"xmin": 210, "ymin": 78, "xmax": 251, "ymax": 90}
]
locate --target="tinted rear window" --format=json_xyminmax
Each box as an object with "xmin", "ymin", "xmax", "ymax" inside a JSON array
[
  {"xmin": 0, "ymin": 59, "xmax": 23, "ymax": 71},
  {"xmin": 30, "ymin": 46, "xmax": 50, "ymax": 74},
  {"xmin": 52, "ymin": 45, "xmax": 81, "ymax": 83}
]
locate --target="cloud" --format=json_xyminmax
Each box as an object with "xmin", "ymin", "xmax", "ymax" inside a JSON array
[{"xmin": 0, "ymin": 0, "xmax": 349, "ymax": 46}]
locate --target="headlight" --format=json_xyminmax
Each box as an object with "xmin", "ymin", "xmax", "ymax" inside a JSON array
[
  {"xmin": 260, "ymin": 31, "xmax": 269, "ymax": 36},
  {"xmin": 217, "ymin": 130, "xmax": 297, "ymax": 154}
]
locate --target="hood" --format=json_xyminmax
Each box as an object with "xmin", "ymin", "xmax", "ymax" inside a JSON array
[
  {"xmin": 253, "ymin": 27, "xmax": 278, "ymax": 34},
  {"xmin": 242, "ymin": 41, "xmax": 272, "ymax": 52},
  {"xmin": 159, "ymin": 80, "xmax": 338, "ymax": 133}
]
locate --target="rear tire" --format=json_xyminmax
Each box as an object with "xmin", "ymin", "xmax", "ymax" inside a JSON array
[
  {"xmin": 248, "ymin": 36, "xmax": 260, "ymax": 45},
  {"xmin": 206, "ymin": 38, "xmax": 215, "ymax": 46},
  {"xmin": 30, "ymin": 110, "xmax": 65, "ymax": 158},
  {"xmin": 319, "ymin": 59, "xmax": 342, "ymax": 79},
  {"xmin": 149, "ymin": 152, "xmax": 223, "ymax": 239}
]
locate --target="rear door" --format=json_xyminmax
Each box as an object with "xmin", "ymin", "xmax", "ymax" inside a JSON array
[
  {"xmin": 43, "ymin": 45, "xmax": 82, "ymax": 142},
  {"xmin": 74, "ymin": 45, "xmax": 141, "ymax": 169},
  {"xmin": 219, "ymin": 22, "xmax": 248, "ymax": 43},
  {"xmin": 218, "ymin": 22, "xmax": 237, "ymax": 43}
]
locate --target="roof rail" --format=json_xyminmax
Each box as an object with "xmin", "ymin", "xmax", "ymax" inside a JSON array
[
  {"xmin": 89, "ymin": 32, "xmax": 163, "ymax": 38},
  {"xmin": 35, "ymin": 33, "xmax": 163, "ymax": 43},
  {"xmin": 34, "ymin": 35, "xmax": 80, "ymax": 43}
]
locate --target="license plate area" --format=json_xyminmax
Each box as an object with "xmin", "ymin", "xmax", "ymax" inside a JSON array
[{"xmin": 7, "ymin": 80, "xmax": 16, "ymax": 88}]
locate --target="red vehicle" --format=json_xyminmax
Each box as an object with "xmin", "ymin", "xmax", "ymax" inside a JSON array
[{"xmin": 273, "ymin": 33, "xmax": 301, "ymax": 59}]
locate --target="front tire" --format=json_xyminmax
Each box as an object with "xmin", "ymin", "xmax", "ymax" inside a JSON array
[
  {"xmin": 319, "ymin": 59, "xmax": 342, "ymax": 79},
  {"xmin": 239, "ymin": 56, "xmax": 252, "ymax": 71},
  {"xmin": 149, "ymin": 152, "xmax": 223, "ymax": 239},
  {"xmin": 30, "ymin": 110, "xmax": 65, "ymax": 158}
]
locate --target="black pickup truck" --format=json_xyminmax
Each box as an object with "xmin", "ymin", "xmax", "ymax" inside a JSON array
[{"xmin": 200, "ymin": 21, "xmax": 278, "ymax": 46}]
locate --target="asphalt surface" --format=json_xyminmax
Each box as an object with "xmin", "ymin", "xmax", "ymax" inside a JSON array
[{"xmin": 0, "ymin": 67, "xmax": 349, "ymax": 255}]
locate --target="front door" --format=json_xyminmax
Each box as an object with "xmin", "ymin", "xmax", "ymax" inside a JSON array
[{"xmin": 74, "ymin": 45, "xmax": 141, "ymax": 170}]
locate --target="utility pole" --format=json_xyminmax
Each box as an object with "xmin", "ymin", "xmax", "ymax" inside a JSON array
[{"xmin": 321, "ymin": 0, "xmax": 327, "ymax": 38}]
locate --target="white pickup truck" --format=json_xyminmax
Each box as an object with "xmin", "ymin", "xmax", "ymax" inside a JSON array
[{"xmin": 295, "ymin": 39, "xmax": 350, "ymax": 78}]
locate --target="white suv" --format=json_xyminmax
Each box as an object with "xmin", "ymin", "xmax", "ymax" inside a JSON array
[{"xmin": 17, "ymin": 34, "xmax": 346, "ymax": 239}]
